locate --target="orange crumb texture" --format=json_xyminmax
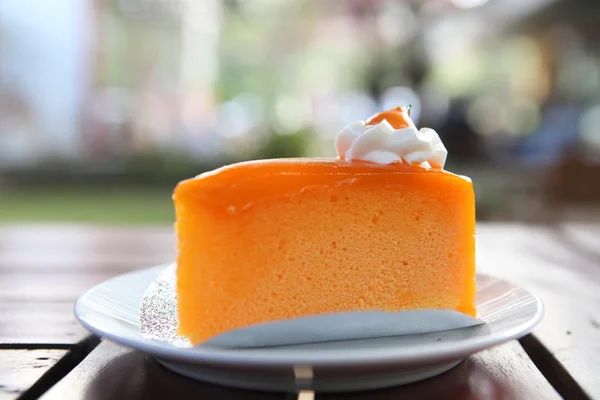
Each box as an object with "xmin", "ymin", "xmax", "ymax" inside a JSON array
[{"xmin": 174, "ymin": 159, "xmax": 476, "ymax": 345}]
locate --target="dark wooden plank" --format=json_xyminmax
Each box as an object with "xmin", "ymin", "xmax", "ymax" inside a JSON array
[
  {"xmin": 322, "ymin": 340, "xmax": 561, "ymax": 400},
  {"xmin": 520, "ymin": 335, "xmax": 591, "ymax": 400},
  {"xmin": 3, "ymin": 223, "xmax": 598, "ymax": 396},
  {"xmin": 40, "ymin": 340, "xmax": 287, "ymax": 400},
  {"xmin": 0, "ymin": 302, "xmax": 88, "ymax": 345},
  {"xmin": 16, "ymin": 336, "xmax": 100, "ymax": 400},
  {"xmin": 0, "ymin": 272, "xmax": 115, "ymax": 302},
  {"xmin": 477, "ymin": 224, "xmax": 600, "ymax": 398},
  {"xmin": 41, "ymin": 340, "xmax": 559, "ymax": 400},
  {"xmin": 0, "ymin": 349, "xmax": 67, "ymax": 400},
  {"xmin": 0, "ymin": 225, "xmax": 175, "ymax": 273},
  {"xmin": 0, "ymin": 225, "xmax": 174, "ymax": 344}
]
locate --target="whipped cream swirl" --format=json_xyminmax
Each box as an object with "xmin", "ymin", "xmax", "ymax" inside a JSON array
[{"xmin": 335, "ymin": 119, "xmax": 447, "ymax": 169}]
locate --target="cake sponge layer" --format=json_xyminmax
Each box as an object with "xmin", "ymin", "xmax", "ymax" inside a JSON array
[{"xmin": 174, "ymin": 159, "xmax": 476, "ymax": 344}]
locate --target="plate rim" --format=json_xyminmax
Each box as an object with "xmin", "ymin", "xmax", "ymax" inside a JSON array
[{"xmin": 74, "ymin": 264, "xmax": 544, "ymax": 368}]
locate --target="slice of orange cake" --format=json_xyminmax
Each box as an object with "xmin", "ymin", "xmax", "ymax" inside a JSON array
[{"xmin": 174, "ymin": 106, "xmax": 476, "ymax": 345}]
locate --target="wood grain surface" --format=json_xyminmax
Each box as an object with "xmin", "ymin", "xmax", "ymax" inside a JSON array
[
  {"xmin": 0, "ymin": 225, "xmax": 174, "ymax": 345},
  {"xmin": 477, "ymin": 224, "xmax": 600, "ymax": 398},
  {"xmin": 0, "ymin": 349, "xmax": 66, "ymax": 400},
  {"xmin": 0, "ymin": 302, "xmax": 88, "ymax": 345},
  {"xmin": 40, "ymin": 340, "xmax": 560, "ymax": 400},
  {"xmin": 1, "ymin": 223, "xmax": 598, "ymax": 398}
]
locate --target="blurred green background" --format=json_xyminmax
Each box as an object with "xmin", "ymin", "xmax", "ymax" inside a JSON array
[{"xmin": 1, "ymin": 0, "xmax": 600, "ymax": 224}]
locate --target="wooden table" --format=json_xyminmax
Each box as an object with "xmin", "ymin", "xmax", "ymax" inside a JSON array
[{"xmin": 0, "ymin": 224, "xmax": 598, "ymax": 399}]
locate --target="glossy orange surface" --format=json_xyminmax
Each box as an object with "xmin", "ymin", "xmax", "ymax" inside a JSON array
[
  {"xmin": 365, "ymin": 106, "xmax": 412, "ymax": 129},
  {"xmin": 174, "ymin": 159, "xmax": 476, "ymax": 344}
]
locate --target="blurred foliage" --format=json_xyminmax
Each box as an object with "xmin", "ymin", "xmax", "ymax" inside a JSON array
[
  {"xmin": 0, "ymin": 131, "xmax": 313, "ymax": 223},
  {"xmin": 257, "ymin": 130, "xmax": 312, "ymax": 159},
  {"xmin": 3, "ymin": 0, "xmax": 600, "ymax": 225},
  {"xmin": 1, "ymin": 130, "xmax": 311, "ymax": 187},
  {"xmin": 0, "ymin": 187, "xmax": 173, "ymax": 224}
]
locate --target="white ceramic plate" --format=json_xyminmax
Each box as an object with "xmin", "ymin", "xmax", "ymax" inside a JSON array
[{"xmin": 74, "ymin": 264, "xmax": 543, "ymax": 393}]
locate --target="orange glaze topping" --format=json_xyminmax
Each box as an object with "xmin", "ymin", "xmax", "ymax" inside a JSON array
[
  {"xmin": 175, "ymin": 158, "xmax": 450, "ymax": 215},
  {"xmin": 365, "ymin": 106, "xmax": 412, "ymax": 129}
]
